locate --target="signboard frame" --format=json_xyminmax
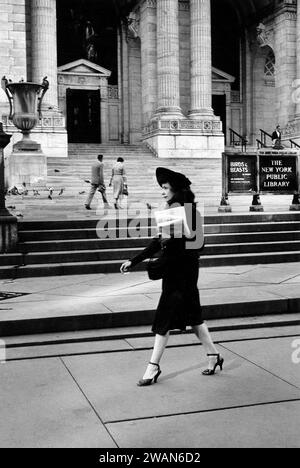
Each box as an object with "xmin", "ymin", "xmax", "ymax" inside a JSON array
[
  {"xmin": 258, "ymin": 150, "xmax": 299, "ymax": 195},
  {"xmin": 222, "ymin": 151, "xmax": 300, "ymax": 198},
  {"xmin": 222, "ymin": 152, "xmax": 258, "ymax": 196}
]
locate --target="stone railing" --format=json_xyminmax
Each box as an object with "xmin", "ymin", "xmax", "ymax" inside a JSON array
[
  {"xmin": 143, "ymin": 118, "xmax": 223, "ymax": 136},
  {"xmin": 2, "ymin": 114, "xmax": 65, "ymax": 130}
]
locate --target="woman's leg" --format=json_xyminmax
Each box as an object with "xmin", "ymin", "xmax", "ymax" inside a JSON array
[
  {"xmin": 142, "ymin": 332, "xmax": 170, "ymax": 380},
  {"xmin": 192, "ymin": 323, "xmax": 221, "ymax": 370}
]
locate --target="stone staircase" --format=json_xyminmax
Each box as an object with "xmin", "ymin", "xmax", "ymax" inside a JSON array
[
  {"xmin": 1, "ymin": 143, "xmax": 299, "ymax": 279},
  {"xmin": 5, "ymin": 143, "xmax": 295, "ymax": 220},
  {"xmin": 1, "ymin": 212, "xmax": 300, "ymax": 279},
  {"xmin": 48, "ymin": 143, "xmax": 222, "ymax": 208},
  {"xmin": 4, "ymin": 143, "xmax": 225, "ymax": 220}
]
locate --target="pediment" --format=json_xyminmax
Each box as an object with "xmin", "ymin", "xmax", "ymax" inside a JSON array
[
  {"xmin": 58, "ymin": 59, "xmax": 111, "ymax": 77},
  {"xmin": 212, "ymin": 67, "xmax": 235, "ymax": 83}
]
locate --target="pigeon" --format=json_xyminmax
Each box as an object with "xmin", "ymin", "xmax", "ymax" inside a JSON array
[
  {"xmin": 54, "ymin": 169, "xmax": 60, "ymax": 173},
  {"xmin": 22, "ymin": 183, "xmax": 28, "ymax": 196},
  {"xmin": 10, "ymin": 186, "xmax": 20, "ymax": 195},
  {"xmin": 79, "ymin": 191, "xmax": 86, "ymax": 194},
  {"xmin": 47, "ymin": 187, "xmax": 53, "ymax": 200},
  {"xmin": 58, "ymin": 188, "xmax": 64, "ymax": 196},
  {"xmin": 84, "ymin": 179, "xmax": 91, "ymax": 184}
]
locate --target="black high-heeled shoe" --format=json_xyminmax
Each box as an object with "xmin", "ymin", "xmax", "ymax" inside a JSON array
[
  {"xmin": 202, "ymin": 353, "xmax": 224, "ymax": 375},
  {"xmin": 137, "ymin": 362, "xmax": 161, "ymax": 387}
]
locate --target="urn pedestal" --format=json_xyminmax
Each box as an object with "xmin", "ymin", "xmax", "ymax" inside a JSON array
[
  {"xmin": 0, "ymin": 123, "xmax": 17, "ymax": 253},
  {"xmin": 1, "ymin": 78, "xmax": 48, "ymax": 187}
]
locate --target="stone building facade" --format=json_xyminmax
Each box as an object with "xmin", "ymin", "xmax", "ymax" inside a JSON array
[{"xmin": 0, "ymin": 0, "xmax": 300, "ymax": 162}]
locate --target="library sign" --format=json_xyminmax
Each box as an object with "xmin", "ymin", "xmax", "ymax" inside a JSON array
[
  {"xmin": 259, "ymin": 154, "xmax": 298, "ymax": 193},
  {"xmin": 220, "ymin": 150, "xmax": 300, "ymax": 211},
  {"xmin": 223, "ymin": 150, "xmax": 299, "ymax": 195}
]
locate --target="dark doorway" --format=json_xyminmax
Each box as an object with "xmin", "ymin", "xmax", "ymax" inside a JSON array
[
  {"xmin": 212, "ymin": 94, "xmax": 227, "ymax": 144},
  {"xmin": 67, "ymin": 89, "xmax": 100, "ymax": 143}
]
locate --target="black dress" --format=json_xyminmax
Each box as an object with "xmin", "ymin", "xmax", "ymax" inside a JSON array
[{"xmin": 130, "ymin": 205, "xmax": 204, "ymax": 335}]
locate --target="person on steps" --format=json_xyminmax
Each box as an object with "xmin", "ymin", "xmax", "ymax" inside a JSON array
[{"xmin": 85, "ymin": 154, "xmax": 110, "ymax": 210}]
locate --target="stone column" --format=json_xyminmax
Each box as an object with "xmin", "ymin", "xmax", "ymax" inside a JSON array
[
  {"xmin": 100, "ymin": 79, "xmax": 109, "ymax": 143},
  {"xmin": 140, "ymin": 0, "xmax": 157, "ymax": 125},
  {"xmin": 189, "ymin": 0, "xmax": 213, "ymax": 117},
  {"xmin": 31, "ymin": 0, "xmax": 58, "ymax": 108},
  {"xmin": 155, "ymin": 0, "xmax": 182, "ymax": 117},
  {"xmin": 296, "ymin": 0, "xmax": 300, "ymax": 117}
]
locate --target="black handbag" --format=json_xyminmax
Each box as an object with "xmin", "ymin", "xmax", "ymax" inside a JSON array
[
  {"xmin": 146, "ymin": 251, "xmax": 167, "ymax": 280},
  {"xmin": 122, "ymin": 183, "xmax": 128, "ymax": 196}
]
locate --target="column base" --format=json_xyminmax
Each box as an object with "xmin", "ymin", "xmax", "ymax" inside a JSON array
[
  {"xmin": 152, "ymin": 107, "xmax": 185, "ymax": 121},
  {"xmin": 188, "ymin": 109, "xmax": 215, "ymax": 119},
  {"xmin": 143, "ymin": 117, "xmax": 224, "ymax": 158},
  {"xmin": 0, "ymin": 215, "xmax": 18, "ymax": 253},
  {"xmin": 7, "ymin": 151, "xmax": 47, "ymax": 187}
]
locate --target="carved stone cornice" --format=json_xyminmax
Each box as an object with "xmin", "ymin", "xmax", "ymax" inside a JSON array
[
  {"xmin": 144, "ymin": 0, "xmax": 156, "ymax": 8},
  {"xmin": 126, "ymin": 11, "xmax": 140, "ymax": 39},
  {"xmin": 256, "ymin": 22, "xmax": 275, "ymax": 50},
  {"xmin": 274, "ymin": 0, "xmax": 297, "ymax": 20}
]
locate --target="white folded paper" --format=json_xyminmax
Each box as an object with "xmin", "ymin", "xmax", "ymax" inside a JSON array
[{"xmin": 154, "ymin": 206, "xmax": 191, "ymax": 238}]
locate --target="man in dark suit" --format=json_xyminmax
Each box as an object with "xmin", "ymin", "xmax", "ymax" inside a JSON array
[
  {"xmin": 272, "ymin": 125, "xmax": 282, "ymax": 148},
  {"xmin": 85, "ymin": 154, "xmax": 110, "ymax": 210}
]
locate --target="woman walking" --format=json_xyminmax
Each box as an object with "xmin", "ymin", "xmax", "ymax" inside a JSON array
[
  {"xmin": 120, "ymin": 167, "xmax": 224, "ymax": 386},
  {"xmin": 109, "ymin": 157, "xmax": 127, "ymax": 209}
]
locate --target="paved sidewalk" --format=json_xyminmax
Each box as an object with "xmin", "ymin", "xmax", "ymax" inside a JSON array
[
  {"xmin": 0, "ymin": 262, "xmax": 299, "ymax": 335},
  {"xmin": 0, "ymin": 261, "xmax": 299, "ymax": 447},
  {"xmin": 0, "ymin": 323, "xmax": 299, "ymax": 448}
]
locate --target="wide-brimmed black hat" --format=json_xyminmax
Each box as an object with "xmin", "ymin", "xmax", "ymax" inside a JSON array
[{"xmin": 156, "ymin": 167, "xmax": 191, "ymax": 190}]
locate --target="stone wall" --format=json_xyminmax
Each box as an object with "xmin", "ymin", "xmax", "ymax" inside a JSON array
[
  {"xmin": 0, "ymin": 0, "xmax": 27, "ymax": 110},
  {"xmin": 252, "ymin": 46, "xmax": 277, "ymax": 137}
]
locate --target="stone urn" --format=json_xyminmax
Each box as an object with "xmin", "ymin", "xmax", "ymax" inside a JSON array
[{"xmin": 2, "ymin": 77, "xmax": 48, "ymax": 151}]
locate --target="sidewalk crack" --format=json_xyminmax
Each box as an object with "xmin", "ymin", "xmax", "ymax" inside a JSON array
[{"xmin": 59, "ymin": 356, "xmax": 120, "ymax": 448}]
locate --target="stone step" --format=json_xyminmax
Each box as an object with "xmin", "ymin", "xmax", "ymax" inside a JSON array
[
  {"xmin": 17, "ymin": 221, "xmax": 300, "ymax": 242},
  {"xmin": 0, "ymin": 253, "xmax": 23, "ymax": 266},
  {"xmin": 16, "ymin": 240, "xmax": 300, "ymax": 266},
  {"xmin": 4, "ymin": 314, "xmax": 300, "ymax": 346},
  {"xmin": 1, "ymin": 250, "xmax": 300, "ymax": 280},
  {"xmin": 17, "ymin": 213, "xmax": 300, "ymax": 231},
  {"xmin": 17, "ymin": 230, "xmax": 300, "ymax": 252}
]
